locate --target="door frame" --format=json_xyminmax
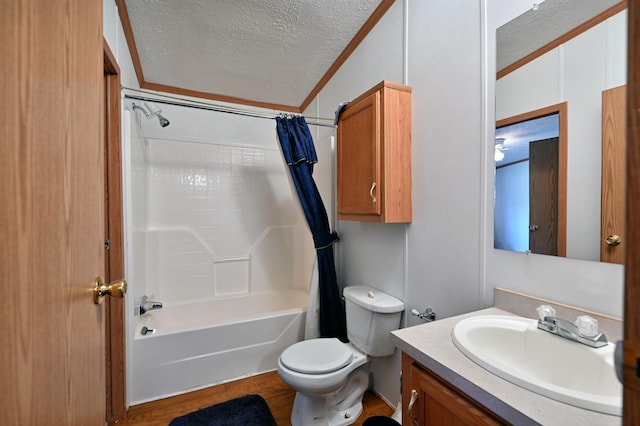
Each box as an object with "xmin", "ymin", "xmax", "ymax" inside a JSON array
[
  {"xmin": 103, "ymin": 40, "xmax": 126, "ymax": 424},
  {"xmin": 496, "ymin": 102, "xmax": 568, "ymax": 257},
  {"xmin": 624, "ymin": 0, "xmax": 640, "ymax": 422}
]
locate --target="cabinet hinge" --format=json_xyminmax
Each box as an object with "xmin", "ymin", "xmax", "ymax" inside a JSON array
[{"xmin": 104, "ymin": 239, "xmax": 111, "ymax": 251}]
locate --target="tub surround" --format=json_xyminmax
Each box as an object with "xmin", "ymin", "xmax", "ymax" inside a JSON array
[{"xmin": 391, "ymin": 289, "xmax": 622, "ymax": 425}]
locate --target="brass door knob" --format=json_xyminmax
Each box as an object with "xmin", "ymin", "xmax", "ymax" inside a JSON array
[
  {"xmin": 93, "ymin": 277, "xmax": 127, "ymax": 304},
  {"xmin": 605, "ymin": 235, "xmax": 621, "ymax": 246}
]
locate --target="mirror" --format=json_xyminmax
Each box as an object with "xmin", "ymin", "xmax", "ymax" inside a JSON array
[{"xmin": 494, "ymin": 0, "xmax": 626, "ymax": 262}]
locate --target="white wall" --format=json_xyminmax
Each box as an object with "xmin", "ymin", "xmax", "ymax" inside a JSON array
[
  {"xmin": 305, "ymin": 0, "xmax": 486, "ymax": 406},
  {"xmin": 304, "ymin": 1, "xmax": 407, "ymax": 407},
  {"xmin": 104, "ymin": 0, "xmax": 139, "ymax": 90}
]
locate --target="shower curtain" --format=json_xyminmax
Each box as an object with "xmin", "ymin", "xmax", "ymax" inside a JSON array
[{"xmin": 276, "ymin": 116, "xmax": 347, "ymax": 342}]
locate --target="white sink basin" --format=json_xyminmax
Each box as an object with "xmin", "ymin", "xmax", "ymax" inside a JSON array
[{"xmin": 452, "ymin": 315, "xmax": 621, "ymax": 416}]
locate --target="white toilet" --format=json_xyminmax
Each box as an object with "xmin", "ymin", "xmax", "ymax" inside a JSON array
[{"xmin": 277, "ymin": 285, "xmax": 404, "ymax": 426}]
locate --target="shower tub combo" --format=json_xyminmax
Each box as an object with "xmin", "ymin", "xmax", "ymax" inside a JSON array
[{"xmin": 125, "ymin": 119, "xmax": 315, "ymax": 404}]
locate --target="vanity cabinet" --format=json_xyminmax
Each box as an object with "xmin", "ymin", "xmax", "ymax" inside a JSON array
[
  {"xmin": 337, "ymin": 81, "xmax": 412, "ymax": 223},
  {"xmin": 402, "ymin": 353, "xmax": 507, "ymax": 426}
]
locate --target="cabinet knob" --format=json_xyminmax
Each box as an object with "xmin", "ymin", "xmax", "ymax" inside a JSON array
[{"xmin": 369, "ymin": 182, "xmax": 377, "ymax": 204}]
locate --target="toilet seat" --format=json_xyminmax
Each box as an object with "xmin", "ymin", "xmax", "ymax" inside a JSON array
[{"xmin": 280, "ymin": 338, "xmax": 353, "ymax": 374}]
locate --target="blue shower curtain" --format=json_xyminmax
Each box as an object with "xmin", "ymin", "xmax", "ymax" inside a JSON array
[{"xmin": 276, "ymin": 116, "xmax": 347, "ymax": 342}]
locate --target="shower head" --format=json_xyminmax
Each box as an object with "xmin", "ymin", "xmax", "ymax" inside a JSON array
[
  {"xmin": 157, "ymin": 114, "xmax": 170, "ymax": 127},
  {"xmin": 144, "ymin": 102, "xmax": 170, "ymax": 127},
  {"xmin": 132, "ymin": 102, "xmax": 170, "ymax": 127}
]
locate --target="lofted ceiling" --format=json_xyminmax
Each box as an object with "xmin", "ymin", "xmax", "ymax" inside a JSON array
[
  {"xmin": 118, "ymin": 0, "xmax": 391, "ymax": 112},
  {"xmin": 118, "ymin": 1, "xmax": 624, "ymax": 114},
  {"xmin": 497, "ymin": 0, "xmax": 623, "ymax": 74}
]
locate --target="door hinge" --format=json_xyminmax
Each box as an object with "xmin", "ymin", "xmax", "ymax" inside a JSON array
[
  {"xmin": 616, "ymin": 340, "xmax": 640, "ymax": 391},
  {"xmin": 104, "ymin": 239, "xmax": 111, "ymax": 251}
]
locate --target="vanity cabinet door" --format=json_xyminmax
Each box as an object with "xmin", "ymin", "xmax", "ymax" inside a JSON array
[
  {"xmin": 337, "ymin": 80, "xmax": 412, "ymax": 223},
  {"xmin": 402, "ymin": 353, "xmax": 506, "ymax": 426}
]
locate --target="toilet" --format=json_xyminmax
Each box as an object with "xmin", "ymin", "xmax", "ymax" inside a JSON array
[{"xmin": 277, "ymin": 285, "xmax": 404, "ymax": 426}]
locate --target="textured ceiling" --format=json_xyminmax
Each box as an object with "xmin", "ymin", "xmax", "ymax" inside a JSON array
[
  {"xmin": 122, "ymin": 0, "xmax": 623, "ymax": 109},
  {"xmin": 497, "ymin": 0, "xmax": 622, "ymax": 73},
  {"xmin": 123, "ymin": 0, "xmax": 384, "ymax": 110}
]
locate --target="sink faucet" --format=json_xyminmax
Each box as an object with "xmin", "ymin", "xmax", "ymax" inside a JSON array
[
  {"xmin": 138, "ymin": 295, "xmax": 163, "ymax": 315},
  {"xmin": 537, "ymin": 316, "xmax": 608, "ymax": 348}
]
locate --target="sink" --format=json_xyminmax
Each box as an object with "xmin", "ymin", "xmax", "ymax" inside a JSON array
[{"xmin": 451, "ymin": 315, "xmax": 621, "ymax": 416}]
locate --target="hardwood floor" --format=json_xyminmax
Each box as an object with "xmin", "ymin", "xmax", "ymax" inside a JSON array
[{"xmin": 118, "ymin": 371, "xmax": 395, "ymax": 425}]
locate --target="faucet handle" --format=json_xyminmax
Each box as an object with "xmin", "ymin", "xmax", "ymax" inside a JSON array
[
  {"xmin": 575, "ymin": 315, "xmax": 599, "ymax": 337},
  {"xmin": 536, "ymin": 304, "xmax": 556, "ymax": 321}
]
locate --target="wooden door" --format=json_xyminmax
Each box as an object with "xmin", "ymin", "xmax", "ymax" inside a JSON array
[
  {"xmin": 529, "ymin": 137, "xmax": 559, "ymax": 256},
  {"xmin": 601, "ymin": 85, "xmax": 626, "ymax": 264},
  {"xmin": 1, "ymin": 1, "xmax": 106, "ymax": 425},
  {"xmin": 337, "ymin": 91, "xmax": 381, "ymax": 217}
]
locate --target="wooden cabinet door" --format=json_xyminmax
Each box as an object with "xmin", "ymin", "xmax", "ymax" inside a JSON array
[
  {"xmin": 337, "ymin": 81, "xmax": 411, "ymax": 223},
  {"xmin": 402, "ymin": 354, "xmax": 505, "ymax": 426},
  {"xmin": 337, "ymin": 90, "xmax": 381, "ymax": 217}
]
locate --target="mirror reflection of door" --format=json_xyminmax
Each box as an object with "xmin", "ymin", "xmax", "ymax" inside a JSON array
[
  {"xmin": 495, "ymin": 104, "xmax": 567, "ymax": 256},
  {"xmin": 529, "ymin": 137, "xmax": 559, "ymax": 255},
  {"xmin": 600, "ymin": 85, "xmax": 626, "ymax": 264}
]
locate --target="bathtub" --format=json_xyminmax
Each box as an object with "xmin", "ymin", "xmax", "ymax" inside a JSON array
[{"xmin": 130, "ymin": 289, "xmax": 308, "ymax": 404}]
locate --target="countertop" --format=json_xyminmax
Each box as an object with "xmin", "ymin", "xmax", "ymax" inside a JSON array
[{"xmin": 391, "ymin": 307, "xmax": 621, "ymax": 426}]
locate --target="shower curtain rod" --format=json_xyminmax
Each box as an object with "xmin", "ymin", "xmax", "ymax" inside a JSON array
[{"xmin": 123, "ymin": 93, "xmax": 336, "ymax": 128}]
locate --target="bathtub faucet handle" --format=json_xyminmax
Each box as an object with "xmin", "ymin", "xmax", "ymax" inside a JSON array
[{"xmin": 138, "ymin": 295, "xmax": 163, "ymax": 315}]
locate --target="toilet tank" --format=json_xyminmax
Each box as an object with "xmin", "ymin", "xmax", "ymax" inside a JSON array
[{"xmin": 343, "ymin": 286, "xmax": 404, "ymax": 357}]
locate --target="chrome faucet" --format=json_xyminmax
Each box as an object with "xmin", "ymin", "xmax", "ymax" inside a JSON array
[
  {"xmin": 138, "ymin": 295, "xmax": 163, "ymax": 316},
  {"xmin": 537, "ymin": 316, "xmax": 608, "ymax": 348}
]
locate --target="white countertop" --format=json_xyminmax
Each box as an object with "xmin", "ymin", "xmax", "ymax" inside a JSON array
[{"xmin": 391, "ymin": 307, "xmax": 622, "ymax": 426}]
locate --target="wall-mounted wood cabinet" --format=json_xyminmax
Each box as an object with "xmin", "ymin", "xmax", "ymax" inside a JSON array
[
  {"xmin": 337, "ymin": 81, "xmax": 412, "ymax": 223},
  {"xmin": 402, "ymin": 353, "xmax": 507, "ymax": 425}
]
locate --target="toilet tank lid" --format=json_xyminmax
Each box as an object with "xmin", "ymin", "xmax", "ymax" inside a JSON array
[{"xmin": 343, "ymin": 286, "xmax": 404, "ymax": 313}]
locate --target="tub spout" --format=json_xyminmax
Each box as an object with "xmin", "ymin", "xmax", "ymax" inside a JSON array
[{"xmin": 138, "ymin": 295, "xmax": 163, "ymax": 315}]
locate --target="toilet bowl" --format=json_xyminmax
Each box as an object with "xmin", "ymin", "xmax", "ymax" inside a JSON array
[
  {"xmin": 278, "ymin": 338, "xmax": 368, "ymax": 395},
  {"xmin": 277, "ymin": 285, "xmax": 404, "ymax": 426}
]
